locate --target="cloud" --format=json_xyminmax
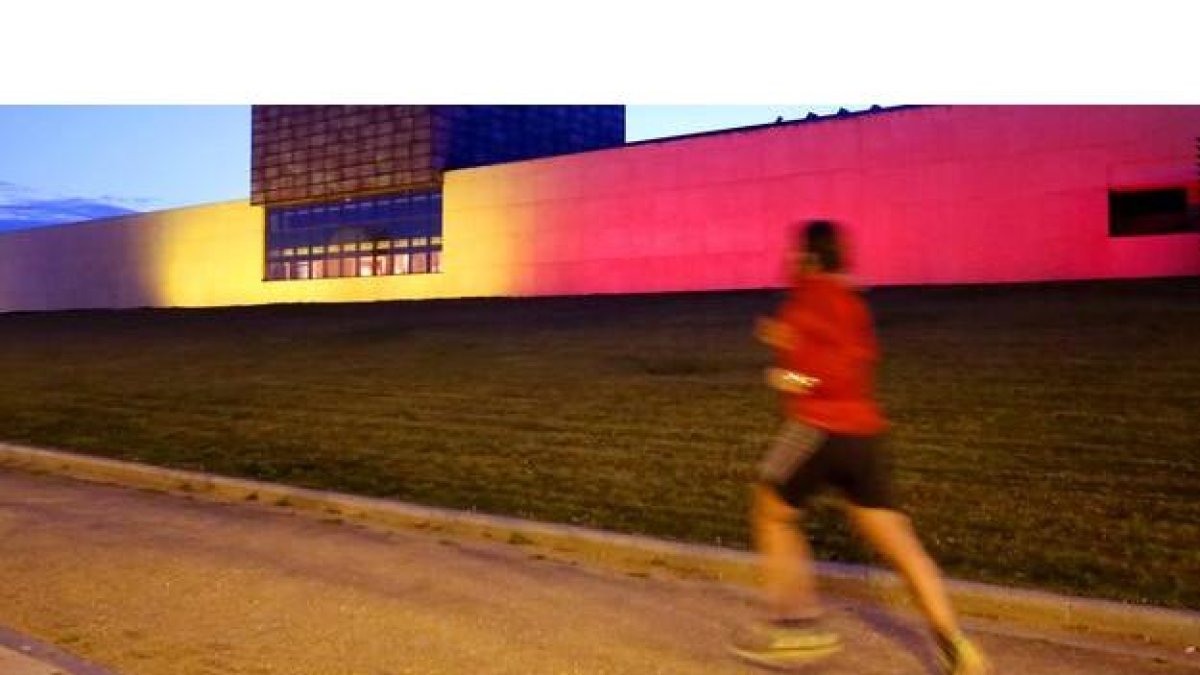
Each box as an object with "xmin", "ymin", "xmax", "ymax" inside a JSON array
[
  {"xmin": 0, "ymin": 182, "xmax": 142, "ymax": 232},
  {"xmin": 0, "ymin": 180, "xmax": 35, "ymax": 198}
]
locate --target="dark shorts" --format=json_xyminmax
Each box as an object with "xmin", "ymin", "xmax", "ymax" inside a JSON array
[{"xmin": 757, "ymin": 421, "xmax": 895, "ymax": 509}]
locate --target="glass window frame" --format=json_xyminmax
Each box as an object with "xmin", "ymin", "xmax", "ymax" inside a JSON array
[{"xmin": 265, "ymin": 191, "xmax": 444, "ymax": 281}]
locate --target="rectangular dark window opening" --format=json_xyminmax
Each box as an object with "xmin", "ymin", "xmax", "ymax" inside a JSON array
[{"xmin": 1108, "ymin": 187, "xmax": 1197, "ymax": 237}]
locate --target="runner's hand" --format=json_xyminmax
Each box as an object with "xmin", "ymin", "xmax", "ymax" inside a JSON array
[
  {"xmin": 755, "ymin": 317, "xmax": 796, "ymax": 349},
  {"xmin": 764, "ymin": 367, "xmax": 820, "ymax": 394}
]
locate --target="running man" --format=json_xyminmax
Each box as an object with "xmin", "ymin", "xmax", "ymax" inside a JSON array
[{"xmin": 730, "ymin": 220, "xmax": 989, "ymax": 674}]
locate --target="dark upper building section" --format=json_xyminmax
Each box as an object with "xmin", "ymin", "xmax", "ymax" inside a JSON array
[{"xmin": 251, "ymin": 105, "xmax": 625, "ymax": 206}]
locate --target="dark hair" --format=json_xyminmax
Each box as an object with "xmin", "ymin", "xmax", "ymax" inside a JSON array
[{"xmin": 800, "ymin": 219, "xmax": 844, "ymax": 272}]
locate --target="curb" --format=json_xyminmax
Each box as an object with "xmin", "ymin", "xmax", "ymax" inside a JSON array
[
  {"xmin": 0, "ymin": 624, "xmax": 119, "ymax": 675},
  {"xmin": 2, "ymin": 442, "xmax": 1197, "ymax": 652}
]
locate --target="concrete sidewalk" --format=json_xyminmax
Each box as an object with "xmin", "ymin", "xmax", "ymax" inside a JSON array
[
  {"xmin": 1, "ymin": 466, "xmax": 1198, "ymax": 675},
  {"xmin": 2, "ymin": 442, "xmax": 1197, "ymax": 652}
]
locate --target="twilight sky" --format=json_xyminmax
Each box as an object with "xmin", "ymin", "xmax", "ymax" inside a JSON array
[{"xmin": 0, "ymin": 105, "xmax": 862, "ymax": 233}]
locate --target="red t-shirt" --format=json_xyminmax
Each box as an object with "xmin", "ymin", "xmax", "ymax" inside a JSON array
[{"xmin": 775, "ymin": 273, "xmax": 887, "ymax": 435}]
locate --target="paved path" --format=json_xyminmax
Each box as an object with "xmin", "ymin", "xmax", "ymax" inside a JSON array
[{"xmin": 0, "ymin": 468, "xmax": 1196, "ymax": 675}]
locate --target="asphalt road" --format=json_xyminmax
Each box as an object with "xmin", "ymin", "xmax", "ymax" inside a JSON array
[{"xmin": 0, "ymin": 468, "xmax": 1195, "ymax": 675}]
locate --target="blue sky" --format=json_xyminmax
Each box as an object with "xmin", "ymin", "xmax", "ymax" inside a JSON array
[
  {"xmin": 626, "ymin": 105, "xmax": 864, "ymax": 142},
  {"xmin": 0, "ymin": 105, "xmax": 862, "ymax": 232},
  {"xmin": 0, "ymin": 106, "xmax": 250, "ymax": 231}
]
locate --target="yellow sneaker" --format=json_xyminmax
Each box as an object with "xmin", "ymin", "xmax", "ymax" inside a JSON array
[
  {"xmin": 729, "ymin": 619, "xmax": 842, "ymax": 669},
  {"xmin": 938, "ymin": 634, "xmax": 990, "ymax": 675}
]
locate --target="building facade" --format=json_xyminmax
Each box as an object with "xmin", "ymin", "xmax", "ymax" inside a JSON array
[
  {"xmin": 1, "ymin": 105, "xmax": 1197, "ymax": 312},
  {"xmin": 251, "ymin": 105, "xmax": 624, "ymax": 282}
]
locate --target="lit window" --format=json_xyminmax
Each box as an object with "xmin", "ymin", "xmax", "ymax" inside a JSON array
[
  {"xmin": 358, "ymin": 255, "xmax": 375, "ymax": 276},
  {"xmin": 374, "ymin": 255, "xmax": 391, "ymax": 276},
  {"xmin": 393, "ymin": 253, "xmax": 410, "ymax": 274}
]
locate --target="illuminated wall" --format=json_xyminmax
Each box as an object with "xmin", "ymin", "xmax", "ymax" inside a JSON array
[
  {"xmin": 1, "ymin": 105, "xmax": 1197, "ymax": 312},
  {"xmin": 0, "ymin": 209, "xmax": 164, "ymax": 311},
  {"xmin": 0, "ymin": 199, "xmax": 510, "ymax": 312},
  {"xmin": 444, "ymin": 105, "xmax": 1200, "ymax": 295}
]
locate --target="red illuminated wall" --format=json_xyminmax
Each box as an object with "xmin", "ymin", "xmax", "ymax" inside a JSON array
[{"xmin": 443, "ymin": 105, "xmax": 1200, "ymax": 296}]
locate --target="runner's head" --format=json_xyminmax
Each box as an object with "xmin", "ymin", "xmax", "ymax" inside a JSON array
[{"xmin": 795, "ymin": 220, "xmax": 847, "ymax": 274}]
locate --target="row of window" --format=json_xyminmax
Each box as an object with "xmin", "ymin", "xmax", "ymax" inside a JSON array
[
  {"xmin": 267, "ymin": 193, "xmax": 442, "ymax": 232},
  {"xmin": 265, "ymin": 190, "xmax": 444, "ymax": 281},
  {"xmin": 267, "ymin": 213, "xmax": 440, "ymax": 236},
  {"xmin": 267, "ymin": 228, "xmax": 441, "ymax": 252},
  {"xmin": 267, "ymin": 251, "xmax": 442, "ymax": 281},
  {"xmin": 267, "ymin": 237, "xmax": 442, "ymax": 259}
]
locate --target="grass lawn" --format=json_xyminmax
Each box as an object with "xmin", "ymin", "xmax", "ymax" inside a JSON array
[{"xmin": 0, "ymin": 278, "xmax": 1197, "ymax": 609}]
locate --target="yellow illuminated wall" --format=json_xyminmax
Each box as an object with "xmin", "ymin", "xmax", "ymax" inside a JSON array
[{"xmin": 0, "ymin": 174, "xmax": 530, "ymax": 312}]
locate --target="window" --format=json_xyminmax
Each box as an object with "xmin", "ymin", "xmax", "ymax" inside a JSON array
[
  {"xmin": 1109, "ymin": 187, "xmax": 1197, "ymax": 237},
  {"xmin": 411, "ymin": 252, "xmax": 429, "ymax": 274},
  {"xmin": 393, "ymin": 253, "xmax": 410, "ymax": 274},
  {"xmin": 264, "ymin": 190, "xmax": 444, "ymax": 280},
  {"xmin": 373, "ymin": 254, "xmax": 391, "ymax": 276}
]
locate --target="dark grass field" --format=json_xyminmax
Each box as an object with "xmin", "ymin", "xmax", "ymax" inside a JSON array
[{"xmin": 1, "ymin": 278, "xmax": 1197, "ymax": 609}]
